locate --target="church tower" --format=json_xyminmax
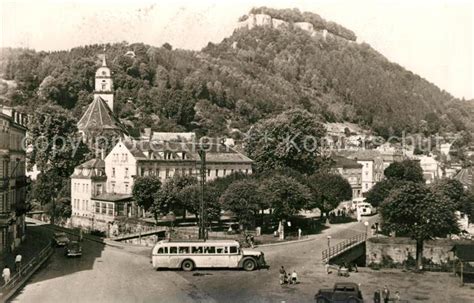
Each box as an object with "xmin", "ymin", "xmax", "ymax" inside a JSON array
[{"xmin": 94, "ymin": 54, "xmax": 114, "ymax": 112}]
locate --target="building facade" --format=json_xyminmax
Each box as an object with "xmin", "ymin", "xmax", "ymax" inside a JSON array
[
  {"xmin": 70, "ymin": 138, "xmax": 254, "ymax": 232},
  {"xmin": 332, "ymin": 156, "xmax": 363, "ymax": 199},
  {"xmin": 0, "ymin": 107, "xmax": 28, "ymax": 254}
]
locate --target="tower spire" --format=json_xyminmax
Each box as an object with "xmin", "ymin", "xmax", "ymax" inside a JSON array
[{"xmin": 102, "ymin": 45, "xmax": 107, "ymax": 66}]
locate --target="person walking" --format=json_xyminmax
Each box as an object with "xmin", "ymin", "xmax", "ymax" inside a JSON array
[
  {"xmin": 297, "ymin": 228, "xmax": 302, "ymax": 240},
  {"xmin": 382, "ymin": 286, "xmax": 390, "ymax": 303},
  {"xmin": 373, "ymin": 289, "xmax": 381, "ymax": 303},
  {"xmin": 279, "ymin": 266, "xmax": 287, "ymax": 285},
  {"xmin": 2, "ymin": 265, "xmax": 11, "ymax": 285},
  {"xmin": 15, "ymin": 254, "xmax": 22, "ymax": 273}
]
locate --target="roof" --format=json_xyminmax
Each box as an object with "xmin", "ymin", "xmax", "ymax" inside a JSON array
[
  {"xmin": 332, "ymin": 156, "xmax": 362, "ymax": 169},
  {"xmin": 76, "ymin": 158, "xmax": 105, "ymax": 169},
  {"xmin": 151, "ymin": 132, "xmax": 196, "ymax": 142},
  {"xmin": 338, "ymin": 150, "xmax": 383, "ymax": 161},
  {"xmin": 92, "ymin": 193, "xmax": 132, "ymax": 202},
  {"xmin": 451, "ymin": 244, "xmax": 474, "ymax": 261},
  {"xmin": 77, "ymin": 96, "xmax": 126, "ymax": 135},
  {"xmin": 121, "ymin": 140, "xmax": 253, "ymax": 164}
]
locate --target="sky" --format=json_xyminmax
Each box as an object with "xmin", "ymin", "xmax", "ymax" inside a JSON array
[{"xmin": 1, "ymin": 0, "xmax": 473, "ymax": 99}]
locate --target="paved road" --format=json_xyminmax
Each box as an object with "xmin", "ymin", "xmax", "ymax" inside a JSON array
[
  {"xmin": 176, "ymin": 218, "xmax": 377, "ymax": 303},
  {"xmin": 11, "ymin": 224, "xmax": 214, "ymax": 303}
]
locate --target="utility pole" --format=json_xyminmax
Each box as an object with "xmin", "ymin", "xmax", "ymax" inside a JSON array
[{"xmin": 198, "ymin": 147, "xmax": 207, "ymax": 240}]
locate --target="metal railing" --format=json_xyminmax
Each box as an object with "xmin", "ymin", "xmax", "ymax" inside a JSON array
[
  {"xmin": 0, "ymin": 244, "xmax": 53, "ymax": 299},
  {"xmin": 322, "ymin": 233, "xmax": 366, "ymax": 262}
]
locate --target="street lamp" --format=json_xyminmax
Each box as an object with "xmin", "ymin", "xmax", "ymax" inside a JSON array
[
  {"xmin": 364, "ymin": 221, "xmax": 369, "ymax": 238},
  {"xmin": 327, "ymin": 235, "xmax": 331, "ymax": 251},
  {"xmin": 197, "ymin": 144, "xmax": 209, "ymax": 240}
]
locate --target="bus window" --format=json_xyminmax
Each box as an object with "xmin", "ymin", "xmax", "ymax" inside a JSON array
[
  {"xmin": 204, "ymin": 246, "xmax": 216, "ymax": 254},
  {"xmin": 169, "ymin": 246, "xmax": 178, "ymax": 254},
  {"xmin": 216, "ymin": 247, "xmax": 224, "ymax": 254},
  {"xmin": 229, "ymin": 246, "xmax": 238, "ymax": 254},
  {"xmin": 157, "ymin": 247, "xmax": 168, "ymax": 254},
  {"xmin": 179, "ymin": 247, "xmax": 189, "ymax": 254},
  {"xmin": 192, "ymin": 246, "xmax": 203, "ymax": 254}
]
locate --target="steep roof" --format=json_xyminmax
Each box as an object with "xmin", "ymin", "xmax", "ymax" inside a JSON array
[
  {"xmin": 77, "ymin": 96, "xmax": 126, "ymax": 135},
  {"xmin": 76, "ymin": 158, "xmax": 105, "ymax": 169},
  {"xmin": 332, "ymin": 155, "xmax": 362, "ymax": 169}
]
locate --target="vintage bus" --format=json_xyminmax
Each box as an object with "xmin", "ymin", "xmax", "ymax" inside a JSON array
[{"xmin": 151, "ymin": 239, "xmax": 267, "ymax": 271}]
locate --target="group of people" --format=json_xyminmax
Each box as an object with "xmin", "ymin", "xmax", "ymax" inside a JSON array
[
  {"xmin": 245, "ymin": 234, "xmax": 255, "ymax": 248},
  {"xmin": 373, "ymin": 286, "xmax": 401, "ymax": 303},
  {"xmin": 2, "ymin": 254, "xmax": 23, "ymax": 285},
  {"xmin": 278, "ymin": 266, "xmax": 298, "ymax": 285}
]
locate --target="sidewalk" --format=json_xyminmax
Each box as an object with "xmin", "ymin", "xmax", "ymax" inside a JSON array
[{"xmin": 0, "ymin": 224, "xmax": 51, "ymax": 280}]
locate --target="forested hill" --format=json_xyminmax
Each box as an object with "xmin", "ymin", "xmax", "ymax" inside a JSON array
[{"xmin": 1, "ymin": 7, "xmax": 472, "ymax": 138}]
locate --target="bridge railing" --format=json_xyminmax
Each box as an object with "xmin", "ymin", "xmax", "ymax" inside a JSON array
[
  {"xmin": 0, "ymin": 243, "xmax": 53, "ymax": 300},
  {"xmin": 322, "ymin": 233, "xmax": 366, "ymax": 262}
]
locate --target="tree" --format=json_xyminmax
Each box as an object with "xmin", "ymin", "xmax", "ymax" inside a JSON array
[
  {"xmin": 307, "ymin": 172, "xmax": 352, "ymax": 217},
  {"xmin": 27, "ymin": 104, "xmax": 89, "ymax": 177},
  {"xmin": 384, "ymin": 160, "xmax": 424, "ymax": 183},
  {"xmin": 177, "ymin": 184, "xmax": 221, "ymax": 223},
  {"xmin": 27, "ymin": 105, "xmax": 89, "ymax": 225},
  {"xmin": 365, "ymin": 179, "xmax": 402, "ymax": 208},
  {"xmin": 380, "ymin": 182, "xmax": 459, "ymax": 269},
  {"xmin": 220, "ymin": 179, "xmax": 264, "ymax": 229},
  {"xmin": 152, "ymin": 175, "xmax": 197, "ymax": 218},
  {"xmin": 132, "ymin": 176, "xmax": 162, "ymax": 219},
  {"xmin": 259, "ymin": 174, "xmax": 312, "ymax": 238},
  {"xmin": 430, "ymin": 179, "xmax": 465, "ymax": 207},
  {"xmin": 244, "ymin": 109, "xmax": 327, "ymax": 174}
]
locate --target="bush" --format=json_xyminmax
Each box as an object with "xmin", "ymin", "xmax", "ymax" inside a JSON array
[{"xmin": 329, "ymin": 216, "xmax": 356, "ymax": 224}]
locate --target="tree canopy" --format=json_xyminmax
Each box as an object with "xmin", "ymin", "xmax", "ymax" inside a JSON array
[
  {"xmin": 244, "ymin": 109, "xmax": 326, "ymax": 174},
  {"xmin": 306, "ymin": 172, "xmax": 352, "ymax": 215},
  {"xmin": 380, "ymin": 182, "xmax": 459, "ymax": 268},
  {"xmin": 132, "ymin": 176, "xmax": 162, "ymax": 212},
  {"xmin": 384, "ymin": 160, "xmax": 424, "ymax": 183}
]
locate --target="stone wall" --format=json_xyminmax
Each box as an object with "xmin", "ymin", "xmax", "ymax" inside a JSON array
[
  {"xmin": 366, "ymin": 237, "xmax": 471, "ymax": 266},
  {"xmin": 236, "ymin": 13, "xmax": 344, "ymax": 43}
]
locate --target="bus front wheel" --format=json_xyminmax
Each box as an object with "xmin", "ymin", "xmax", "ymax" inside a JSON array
[
  {"xmin": 243, "ymin": 259, "xmax": 256, "ymax": 271},
  {"xmin": 181, "ymin": 260, "xmax": 195, "ymax": 271}
]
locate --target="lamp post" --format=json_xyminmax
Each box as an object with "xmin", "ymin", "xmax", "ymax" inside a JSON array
[
  {"xmin": 198, "ymin": 144, "xmax": 208, "ymax": 240},
  {"xmin": 327, "ymin": 235, "xmax": 331, "ymax": 251},
  {"xmin": 364, "ymin": 221, "xmax": 369, "ymax": 239}
]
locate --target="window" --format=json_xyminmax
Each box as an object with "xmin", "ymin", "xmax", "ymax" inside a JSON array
[
  {"xmin": 166, "ymin": 168, "xmax": 170, "ymax": 178},
  {"xmin": 231, "ymin": 169, "xmax": 234, "ymax": 174},
  {"xmin": 229, "ymin": 246, "xmax": 238, "ymax": 254},
  {"xmin": 169, "ymin": 247, "xmax": 178, "ymax": 254},
  {"xmin": 101, "ymin": 83, "xmax": 107, "ymax": 90},
  {"xmin": 215, "ymin": 169, "xmax": 219, "ymax": 177},
  {"xmin": 95, "ymin": 202, "xmax": 100, "ymax": 213},
  {"xmin": 157, "ymin": 247, "xmax": 168, "ymax": 254},
  {"xmin": 125, "ymin": 167, "xmax": 129, "ymax": 178},
  {"xmin": 101, "ymin": 203, "xmax": 106, "ymax": 214},
  {"xmin": 111, "ymin": 182, "xmax": 115, "ymax": 193},
  {"xmin": 207, "ymin": 169, "xmax": 211, "ymax": 177},
  {"xmin": 245, "ymin": 169, "xmax": 249, "ymax": 174},
  {"xmin": 182, "ymin": 168, "xmax": 186, "ymax": 175},
  {"xmin": 125, "ymin": 183, "xmax": 129, "ymax": 193},
  {"xmin": 192, "ymin": 246, "xmax": 203, "ymax": 254},
  {"xmin": 204, "ymin": 246, "xmax": 216, "ymax": 254},
  {"xmin": 102, "ymin": 71, "xmax": 106, "ymax": 76},
  {"xmin": 179, "ymin": 247, "xmax": 189, "ymax": 254},
  {"xmin": 223, "ymin": 169, "xmax": 227, "ymax": 176},
  {"xmin": 189, "ymin": 168, "xmax": 193, "ymax": 175},
  {"xmin": 112, "ymin": 168, "xmax": 116, "ymax": 178},
  {"xmin": 216, "ymin": 247, "xmax": 228, "ymax": 254},
  {"xmin": 107, "ymin": 203, "xmax": 113, "ymax": 216}
]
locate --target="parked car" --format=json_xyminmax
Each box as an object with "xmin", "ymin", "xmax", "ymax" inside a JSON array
[
  {"xmin": 315, "ymin": 282, "xmax": 363, "ymax": 303},
  {"xmin": 65, "ymin": 241, "xmax": 82, "ymax": 257},
  {"xmin": 53, "ymin": 232, "xmax": 70, "ymax": 246}
]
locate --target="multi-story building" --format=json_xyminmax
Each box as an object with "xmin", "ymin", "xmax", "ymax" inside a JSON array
[
  {"xmin": 332, "ymin": 156, "xmax": 363, "ymax": 199},
  {"xmin": 71, "ymin": 138, "xmax": 253, "ymax": 231},
  {"xmin": 338, "ymin": 150, "xmax": 385, "ymax": 193},
  {"xmin": 0, "ymin": 107, "xmax": 28, "ymax": 254}
]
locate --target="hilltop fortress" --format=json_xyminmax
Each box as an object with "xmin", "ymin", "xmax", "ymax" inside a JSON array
[{"xmin": 236, "ymin": 13, "xmax": 358, "ymax": 44}]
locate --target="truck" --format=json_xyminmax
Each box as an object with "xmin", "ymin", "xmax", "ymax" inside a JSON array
[{"xmin": 314, "ymin": 282, "xmax": 363, "ymax": 303}]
